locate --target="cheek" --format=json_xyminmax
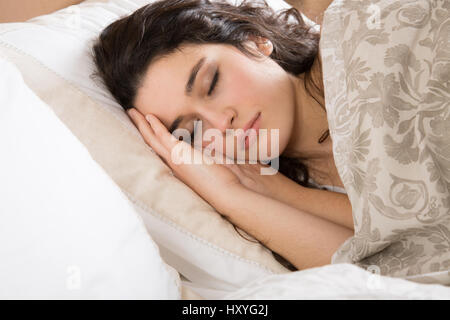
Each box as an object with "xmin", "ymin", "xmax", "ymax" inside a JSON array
[
  {"xmin": 225, "ymin": 57, "xmax": 268, "ymax": 101},
  {"xmin": 223, "ymin": 59, "xmax": 295, "ymax": 157},
  {"xmin": 224, "ymin": 72, "xmax": 255, "ymax": 104}
]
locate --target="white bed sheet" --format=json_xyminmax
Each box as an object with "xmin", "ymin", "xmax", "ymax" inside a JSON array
[{"xmin": 224, "ymin": 263, "xmax": 450, "ymax": 299}]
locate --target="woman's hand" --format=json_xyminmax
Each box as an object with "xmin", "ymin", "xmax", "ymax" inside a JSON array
[
  {"xmin": 127, "ymin": 107, "xmax": 243, "ymax": 211},
  {"xmin": 224, "ymin": 162, "xmax": 295, "ymax": 200}
]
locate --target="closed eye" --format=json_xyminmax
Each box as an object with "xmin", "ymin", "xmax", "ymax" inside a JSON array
[
  {"xmin": 207, "ymin": 69, "xmax": 220, "ymax": 96},
  {"xmin": 189, "ymin": 68, "xmax": 219, "ymax": 142}
]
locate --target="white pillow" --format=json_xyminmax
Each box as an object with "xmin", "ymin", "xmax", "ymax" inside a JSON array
[
  {"xmin": 0, "ymin": 0, "xmax": 302, "ymax": 298},
  {"xmin": 0, "ymin": 58, "xmax": 181, "ymax": 299}
]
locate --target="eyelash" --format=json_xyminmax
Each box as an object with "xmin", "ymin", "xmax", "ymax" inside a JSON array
[
  {"xmin": 190, "ymin": 69, "xmax": 220, "ymax": 142},
  {"xmin": 207, "ymin": 69, "xmax": 220, "ymax": 96}
]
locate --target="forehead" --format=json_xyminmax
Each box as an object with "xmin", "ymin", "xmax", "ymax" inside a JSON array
[{"xmin": 134, "ymin": 43, "xmax": 225, "ymax": 129}]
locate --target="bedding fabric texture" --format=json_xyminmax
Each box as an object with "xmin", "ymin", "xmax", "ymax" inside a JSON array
[
  {"xmin": 0, "ymin": 57, "xmax": 181, "ymax": 299},
  {"xmin": 0, "ymin": 0, "xmax": 304, "ymax": 299},
  {"xmin": 320, "ymin": 0, "xmax": 450, "ymax": 285},
  {"xmin": 223, "ymin": 263, "xmax": 450, "ymax": 299}
]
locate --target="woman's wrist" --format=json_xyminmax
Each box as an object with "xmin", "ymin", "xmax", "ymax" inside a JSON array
[
  {"xmin": 265, "ymin": 172, "xmax": 305, "ymax": 204},
  {"xmin": 214, "ymin": 183, "xmax": 249, "ymax": 217}
]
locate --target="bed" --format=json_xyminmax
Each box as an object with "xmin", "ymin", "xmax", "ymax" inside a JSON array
[{"xmin": 1, "ymin": 0, "xmax": 449, "ymax": 299}]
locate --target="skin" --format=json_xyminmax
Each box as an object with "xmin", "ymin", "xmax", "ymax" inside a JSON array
[
  {"xmin": 129, "ymin": 109, "xmax": 353, "ymax": 270},
  {"xmin": 133, "ymin": 36, "xmax": 340, "ymax": 186},
  {"xmin": 127, "ymin": 38, "xmax": 354, "ymax": 269},
  {"xmin": 128, "ymin": 35, "xmax": 351, "ymax": 222},
  {"xmin": 134, "ymin": 37, "xmax": 297, "ymax": 163}
]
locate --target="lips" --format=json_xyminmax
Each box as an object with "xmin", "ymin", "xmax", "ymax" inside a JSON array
[
  {"xmin": 242, "ymin": 112, "xmax": 261, "ymax": 133},
  {"xmin": 237, "ymin": 112, "xmax": 261, "ymax": 149}
]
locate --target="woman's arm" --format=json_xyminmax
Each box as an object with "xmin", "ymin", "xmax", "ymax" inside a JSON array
[
  {"xmin": 271, "ymin": 178, "xmax": 354, "ymax": 231},
  {"xmin": 127, "ymin": 109, "xmax": 352, "ymax": 270},
  {"xmin": 218, "ymin": 184, "xmax": 353, "ymax": 270},
  {"xmin": 225, "ymin": 163, "xmax": 354, "ymax": 230},
  {"xmin": 285, "ymin": 0, "xmax": 334, "ymax": 25}
]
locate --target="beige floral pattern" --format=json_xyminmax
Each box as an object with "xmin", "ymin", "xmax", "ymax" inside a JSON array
[{"xmin": 320, "ymin": 0, "xmax": 450, "ymax": 285}]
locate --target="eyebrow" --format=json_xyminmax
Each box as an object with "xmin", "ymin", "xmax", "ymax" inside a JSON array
[{"xmin": 169, "ymin": 57, "xmax": 206, "ymax": 134}]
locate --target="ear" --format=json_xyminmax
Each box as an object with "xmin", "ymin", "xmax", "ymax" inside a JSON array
[{"xmin": 243, "ymin": 35, "xmax": 273, "ymax": 57}]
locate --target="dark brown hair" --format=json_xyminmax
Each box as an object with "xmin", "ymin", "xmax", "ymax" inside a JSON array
[{"xmin": 92, "ymin": 0, "xmax": 328, "ymax": 271}]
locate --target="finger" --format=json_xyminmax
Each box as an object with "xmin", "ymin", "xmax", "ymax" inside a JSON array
[
  {"xmin": 203, "ymin": 142, "xmax": 233, "ymax": 165},
  {"xmin": 144, "ymin": 113, "xmax": 179, "ymax": 150},
  {"xmin": 127, "ymin": 108, "xmax": 168, "ymax": 159}
]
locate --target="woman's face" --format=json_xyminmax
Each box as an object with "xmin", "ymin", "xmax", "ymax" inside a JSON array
[{"xmin": 134, "ymin": 40, "xmax": 298, "ymax": 162}]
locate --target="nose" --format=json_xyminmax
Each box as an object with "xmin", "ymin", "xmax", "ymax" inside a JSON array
[{"xmin": 199, "ymin": 106, "xmax": 236, "ymax": 134}]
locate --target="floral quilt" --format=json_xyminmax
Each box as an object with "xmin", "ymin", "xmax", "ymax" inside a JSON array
[{"xmin": 320, "ymin": 0, "xmax": 450, "ymax": 284}]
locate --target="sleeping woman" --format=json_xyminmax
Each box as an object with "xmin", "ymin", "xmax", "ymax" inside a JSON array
[{"xmin": 92, "ymin": 0, "xmax": 354, "ymax": 271}]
